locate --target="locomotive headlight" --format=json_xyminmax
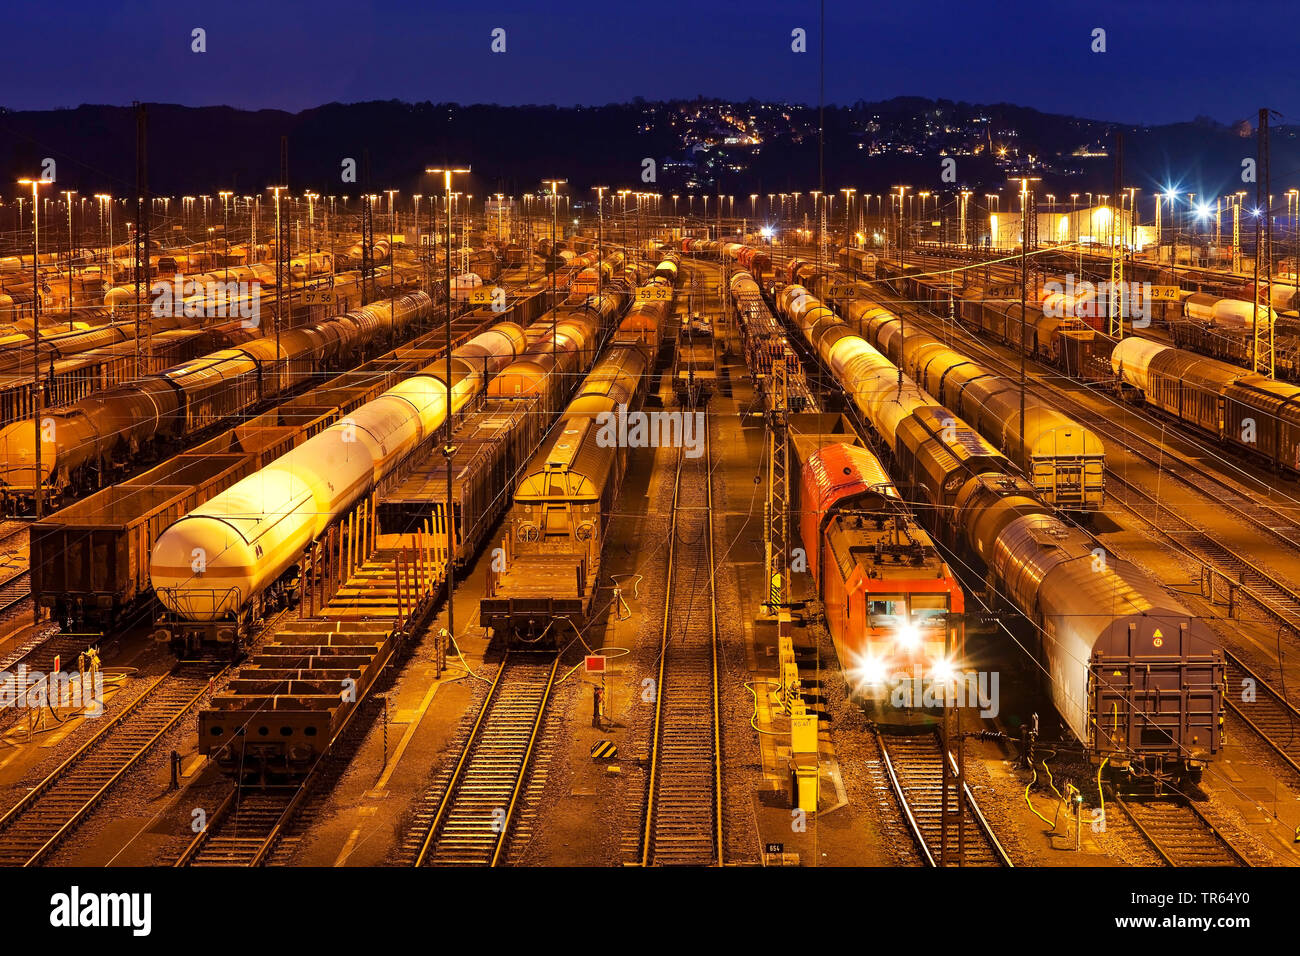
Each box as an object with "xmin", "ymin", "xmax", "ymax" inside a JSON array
[
  {"xmin": 850, "ymin": 653, "xmax": 887, "ymax": 686},
  {"xmin": 896, "ymin": 624, "xmax": 920, "ymax": 649},
  {"xmin": 930, "ymin": 657, "xmax": 956, "ymax": 684}
]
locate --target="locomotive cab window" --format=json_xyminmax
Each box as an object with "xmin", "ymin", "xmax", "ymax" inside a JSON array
[
  {"xmin": 912, "ymin": 594, "xmax": 948, "ymax": 628},
  {"xmin": 868, "ymin": 595, "xmax": 905, "ymax": 628}
]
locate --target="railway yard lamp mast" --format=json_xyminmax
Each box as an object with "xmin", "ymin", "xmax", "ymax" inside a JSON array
[
  {"xmin": 840, "ymin": 188, "xmax": 855, "ymax": 275},
  {"xmin": 304, "ymin": 192, "xmax": 318, "ymax": 285},
  {"xmin": 543, "ymin": 179, "xmax": 567, "ymax": 413},
  {"xmin": 426, "ymin": 166, "xmax": 471, "ymax": 645},
  {"xmin": 218, "ymin": 191, "xmax": 232, "ymax": 290},
  {"xmin": 61, "ymin": 190, "xmax": 76, "ymax": 325},
  {"xmin": 1290, "ymin": 189, "xmax": 1300, "ymax": 289},
  {"xmin": 894, "ymin": 185, "xmax": 909, "ymax": 390},
  {"xmin": 593, "ymin": 186, "xmax": 608, "ymax": 295},
  {"xmin": 96, "ymin": 194, "xmax": 113, "ymax": 273},
  {"xmin": 1014, "ymin": 176, "xmax": 1040, "ymax": 469},
  {"xmin": 18, "ymin": 178, "xmax": 50, "ymax": 520},
  {"xmin": 268, "ymin": 185, "xmax": 287, "ymax": 362},
  {"xmin": 385, "ymin": 189, "xmax": 398, "ymax": 294}
]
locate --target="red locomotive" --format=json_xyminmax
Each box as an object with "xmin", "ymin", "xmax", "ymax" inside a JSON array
[{"xmin": 793, "ymin": 432, "xmax": 965, "ymax": 717}]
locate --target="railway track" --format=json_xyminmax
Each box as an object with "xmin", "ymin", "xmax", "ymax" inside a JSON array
[
  {"xmin": 640, "ymin": 418, "xmax": 723, "ymax": 867},
  {"xmin": 877, "ymin": 730, "xmax": 1012, "ymax": 867},
  {"xmin": 0, "ymin": 519, "xmax": 28, "ymax": 550},
  {"xmin": 411, "ymin": 652, "xmax": 559, "ymax": 867},
  {"xmin": 1116, "ymin": 795, "xmax": 1250, "ymax": 866},
  {"xmin": 0, "ymin": 569, "xmax": 30, "ymax": 617},
  {"xmin": 0, "ymin": 520, "xmax": 32, "ymax": 617},
  {"xmin": 0, "ymin": 662, "xmax": 224, "ymax": 866},
  {"xmin": 175, "ymin": 785, "xmax": 298, "ymax": 867},
  {"xmin": 1224, "ymin": 650, "xmax": 1300, "ymax": 774}
]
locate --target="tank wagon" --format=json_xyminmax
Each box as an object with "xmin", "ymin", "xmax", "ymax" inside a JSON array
[{"xmin": 148, "ymin": 319, "xmax": 528, "ymax": 655}]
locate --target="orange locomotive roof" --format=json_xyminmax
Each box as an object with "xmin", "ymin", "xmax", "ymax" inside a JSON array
[
  {"xmin": 797, "ymin": 440, "xmax": 900, "ymax": 591},
  {"xmin": 803, "ymin": 441, "xmax": 899, "ymax": 517}
]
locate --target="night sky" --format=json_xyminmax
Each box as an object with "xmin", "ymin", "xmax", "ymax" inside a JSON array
[{"xmin": 4, "ymin": 0, "xmax": 1295, "ymax": 125}]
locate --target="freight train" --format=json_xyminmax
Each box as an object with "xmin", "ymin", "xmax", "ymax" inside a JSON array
[
  {"xmin": 679, "ymin": 238, "xmax": 772, "ymax": 281},
  {"xmin": 0, "ymin": 293, "xmax": 433, "ymax": 513},
  {"xmin": 571, "ymin": 251, "xmax": 627, "ymax": 297},
  {"xmin": 776, "ymin": 284, "xmax": 1224, "ymax": 781},
  {"xmin": 30, "ymin": 291, "xmax": 549, "ymax": 634},
  {"xmin": 730, "ymin": 271, "xmax": 817, "ymax": 413},
  {"xmin": 0, "ymin": 264, "xmax": 421, "ymax": 430},
  {"xmin": 876, "ymin": 260, "xmax": 1114, "ymax": 381},
  {"xmin": 1113, "ymin": 337, "xmax": 1300, "ymax": 474},
  {"xmin": 791, "ymin": 425, "xmax": 964, "ymax": 717},
  {"xmin": 149, "ymin": 318, "xmax": 531, "ymax": 655},
  {"xmin": 809, "ymin": 277, "xmax": 1107, "ymax": 511},
  {"xmin": 481, "ymin": 262, "xmax": 677, "ymax": 645},
  {"xmin": 887, "ymin": 258, "xmax": 1300, "ymax": 478}
]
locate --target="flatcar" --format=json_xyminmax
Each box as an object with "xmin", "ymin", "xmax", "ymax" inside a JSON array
[{"xmin": 777, "ymin": 284, "xmax": 1224, "ymax": 781}]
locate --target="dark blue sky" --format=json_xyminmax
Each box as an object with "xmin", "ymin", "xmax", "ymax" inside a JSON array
[{"xmin": 5, "ymin": 0, "xmax": 1295, "ymax": 124}]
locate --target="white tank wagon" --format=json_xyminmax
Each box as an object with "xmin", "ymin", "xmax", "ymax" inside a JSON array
[
  {"xmin": 775, "ymin": 284, "xmax": 931, "ymax": 438},
  {"xmin": 1183, "ymin": 293, "xmax": 1275, "ymax": 330},
  {"xmin": 149, "ymin": 321, "xmax": 528, "ymax": 647},
  {"xmin": 1110, "ymin": 336, "xmax": 1171, "ymax": 394}
]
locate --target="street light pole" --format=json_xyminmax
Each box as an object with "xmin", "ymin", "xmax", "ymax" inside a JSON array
[
  {"xmin": 61, "ymin": 191, "xmax": 76, "ymax": 325},
  {"xmin": 426, "ymin": 166, "xmax": 470, "ymax": 647},
  {"xmin": 268, "ymin": 186, "xmax": 287, "ymax": 362},
  {"xmin": 19, "ymin": 178, "xmax": 49, "ymax": 518},
  {"xmin": 543, "ymin": 179, "xmax": 567, "ymax": 413},
  {"xmin": 593, "ymin": 186, "xmax": 608, "ymax": 296}
]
